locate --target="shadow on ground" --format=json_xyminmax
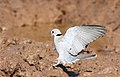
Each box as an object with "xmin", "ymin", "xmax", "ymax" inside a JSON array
[{"xmin": 57, "ymin": 64, "xmax": 79, "ymax": 77}]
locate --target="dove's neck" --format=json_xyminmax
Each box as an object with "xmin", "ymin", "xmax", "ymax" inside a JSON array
[
  {"xmin": 54, "ymin": 34, "xmax": 63, "ymax": 54},
  {"xmin": 54, "ymin": 35, "xmax": 63, "ymax": 45}
]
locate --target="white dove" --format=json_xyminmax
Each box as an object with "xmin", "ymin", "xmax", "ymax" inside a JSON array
[{"xmin": 50, "ymin": 25, "xmax": 106, "ymax": 67}]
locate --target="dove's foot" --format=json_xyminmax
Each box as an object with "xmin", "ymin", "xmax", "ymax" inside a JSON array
[
  {"xmin": 53, "ymin": 63, "xmax": 59, "ymax": 67},
  {"xmin": 52, "ymin": 64, "xmax": 60, "ymax": 68},
  {"xmin": 52, "ymin": 60, "xmax": 61, "ymax": 68}
]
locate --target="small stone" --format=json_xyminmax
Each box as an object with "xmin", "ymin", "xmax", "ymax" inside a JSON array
[{"xmin": 83, "ymin": 72, "xmax": 92, "ymax": 76}]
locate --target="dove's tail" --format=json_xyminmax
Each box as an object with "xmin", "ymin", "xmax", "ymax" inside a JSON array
[{"xmin": 77, "ymin": 54, "xmax": 97, "ymax": 60}]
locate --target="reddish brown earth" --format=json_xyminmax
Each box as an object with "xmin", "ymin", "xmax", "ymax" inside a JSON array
[{"xmin": 0, "ymin": 0, "xmax": 120, "ymax": 77}]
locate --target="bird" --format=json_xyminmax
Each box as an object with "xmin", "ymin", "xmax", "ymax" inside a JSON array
[{"xmin": 50, "ymin": 25, "xmax": 106, "ymax": 67}]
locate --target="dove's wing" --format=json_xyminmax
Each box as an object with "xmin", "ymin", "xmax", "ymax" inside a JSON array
[{"xmin": 62, "ymin": 25, "xmax": 106, "ymax": 56}]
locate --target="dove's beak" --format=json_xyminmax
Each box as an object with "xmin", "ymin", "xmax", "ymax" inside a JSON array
[{"xmin": 50, "ymin": 32, "xmax": 52, "ymax": 38}]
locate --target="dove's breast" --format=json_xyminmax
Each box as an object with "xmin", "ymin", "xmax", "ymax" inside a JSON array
[
  {"xmin": 54, "ymin": 36, "xmax": 77, "ymax": 64},
  {"xmin": 55, "ymin": 41, "xmax": 74, "ymax": 64}
]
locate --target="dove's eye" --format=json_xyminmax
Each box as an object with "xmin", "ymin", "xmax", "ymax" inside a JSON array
[{"xmin": 52, "ymin": 31, "xmax": 54, "ymax": 34}]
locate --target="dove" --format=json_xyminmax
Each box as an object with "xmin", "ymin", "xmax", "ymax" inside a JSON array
[{"xmin": 50, "ymin": 25, "xmax": 106, "ymax": 67}]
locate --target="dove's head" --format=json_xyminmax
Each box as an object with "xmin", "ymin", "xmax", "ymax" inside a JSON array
[{"xmin": 50, "ymin": 29, "xmax": 62, "ymax": 37}]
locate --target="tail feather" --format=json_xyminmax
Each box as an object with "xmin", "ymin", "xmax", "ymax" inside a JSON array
[
  {"xmin": 77, "ymin": 54, "xmax": 97, "ymax": 60},
  {"xmin": 71, "ymin": 54, "xmax": 97, "ymax": 63}
]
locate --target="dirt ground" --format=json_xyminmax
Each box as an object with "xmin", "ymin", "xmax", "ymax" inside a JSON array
[{"xmin": 0, "ymin": 0, "xmax": 120, "ymax": 77}]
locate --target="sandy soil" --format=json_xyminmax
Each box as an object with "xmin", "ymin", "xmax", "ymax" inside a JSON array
[{"xmin": 0, "ymin": 0, "xmax": 120, "ymax": 77}]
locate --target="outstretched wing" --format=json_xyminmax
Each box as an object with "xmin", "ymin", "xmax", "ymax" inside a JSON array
[{"xmin": 62, "ymin": 25, "xmax": 106, "ymax": 56}]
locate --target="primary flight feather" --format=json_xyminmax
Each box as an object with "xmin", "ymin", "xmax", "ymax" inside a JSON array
[{"xmin": 51, "ymin": 25, "xmax": 106, "ymax": 67}]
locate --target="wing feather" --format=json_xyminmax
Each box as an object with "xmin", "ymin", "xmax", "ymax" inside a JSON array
[{"xmin": 62, "ymin": 25, "xmax": 106, "ymax": 55}]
